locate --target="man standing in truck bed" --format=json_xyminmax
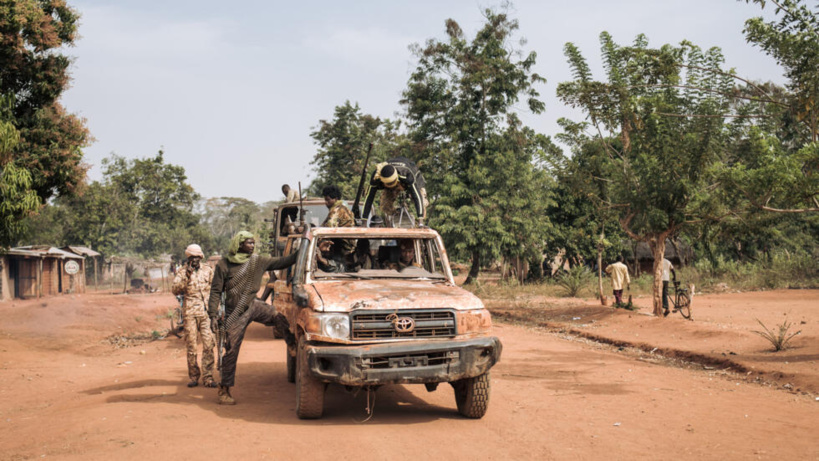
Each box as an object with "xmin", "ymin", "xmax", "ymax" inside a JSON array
[
  {"xmin": 361, "ymin": 156, "xmax": 428, "ymax": 224},
  {"xmin": 208, "ymin": 230, "xmax": 297, "ymax": 405}
]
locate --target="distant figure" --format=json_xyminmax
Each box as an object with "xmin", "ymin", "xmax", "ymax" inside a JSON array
[
  {"xmin": 361, "ymin": 157, "xmax": 428, "ymax": 224},
  {"xmin": 605, "ymin": 255, "xmax": 630, "ymax": 306},
  {"xmin": 171, "ymin": 244, "xmax": 216, "ymax": 388},
  {"xmin": 281, "ymin": 184, "xmax": 299, "ymax": 225},
  {"xmin": 282, "ymin": 184, "xmax": 298, "ymax": 203},
  {"xmin": 661, "ymin": 258, "xmax": 677, "ymax": 316}
]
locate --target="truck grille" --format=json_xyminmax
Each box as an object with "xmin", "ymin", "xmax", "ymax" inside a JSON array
[
  {"xmin": 351, "ymin": 309, "xmax": 457, "ymax": 340},
  {"xmin": 363, "ymin": 351, "xmax": 458, "ymax": 369}
]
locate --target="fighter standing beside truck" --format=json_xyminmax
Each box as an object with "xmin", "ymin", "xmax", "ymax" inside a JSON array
[{"xmin": 208, "ymin": 230, "xmax": 297, "ymax": 405}]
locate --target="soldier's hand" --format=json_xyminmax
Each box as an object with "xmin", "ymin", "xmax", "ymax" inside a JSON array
[{"xmin": 210, "ymin": 317, "xmax": 218, "ymax": 333}]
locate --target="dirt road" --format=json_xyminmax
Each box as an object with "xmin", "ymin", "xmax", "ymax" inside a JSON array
[{"xmin": 1, "ymin": 292, "xmax": 817, "ymax": 460}]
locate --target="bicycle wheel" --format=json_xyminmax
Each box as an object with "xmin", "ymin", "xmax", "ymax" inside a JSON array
[{"xmin": 677, "ymin": 292, "xmax": 692, "ymax": 319}]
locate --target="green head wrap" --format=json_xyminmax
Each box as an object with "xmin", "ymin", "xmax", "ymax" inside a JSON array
[{"xmin": 227, "ymin": 230, "xmax": 255, "ymax": 264}]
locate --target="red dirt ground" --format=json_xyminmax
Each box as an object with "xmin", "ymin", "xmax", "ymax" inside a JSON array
[{"xmin": 1, "ymin": 289, "xmax": 817, "ymax": 460}]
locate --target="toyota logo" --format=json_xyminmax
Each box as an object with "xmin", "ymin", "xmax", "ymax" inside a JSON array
[{"xmin": 386, "ymin": 313, "xmax": 416, "ymax": 333}]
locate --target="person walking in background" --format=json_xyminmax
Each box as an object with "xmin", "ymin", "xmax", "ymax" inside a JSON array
[
  {"xmin": 171, "ymin": 244, "xmax": 217, "ymax": 388},
  {"xmin": 605, "ymin": 255, "xmax": 630, "ymax": 306},
  {"xmin": 208, "ymin": 231, "xmax": 298, "ymax": 405},
  {"xmin": 661, "ymin": 257, "xmax": 677, "ymax": 316}
]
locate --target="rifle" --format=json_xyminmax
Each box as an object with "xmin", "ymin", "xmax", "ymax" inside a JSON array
[
  {"xmin": 352, "ymin": 143, "xmax": 374, "ymax": 222},
  {"xmin": 216, "ymin": 292, "xmax": 226, "ymax": 372}
]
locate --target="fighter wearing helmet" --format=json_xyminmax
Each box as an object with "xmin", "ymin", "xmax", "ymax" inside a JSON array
[
  {"xmin": 361, "ymin": 156, "xmax": 428, "ymax": 223},
  {"xmin": 171, "ymin": 244, "xmax": 217, "ymax": 388}
]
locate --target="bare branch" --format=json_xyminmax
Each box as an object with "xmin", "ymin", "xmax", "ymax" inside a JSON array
[
  {"xmin": 678, "ymin": 64, "xmax": 778, "ymax": 104},
  {"xmin": 655, "ymin": 112, "xmax": 772, "ymax": 119},
  {"xmin": 627, "ymin": 84, "xmax": 788, "ymax": 108}
]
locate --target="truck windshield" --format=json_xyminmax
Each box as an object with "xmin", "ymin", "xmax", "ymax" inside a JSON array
[
  {"xmin": 312, "ymin": 237, "xmax": 448, "ymax": 280},
  {"xmin": 279, "ymin": 204, "xmax": 330, "ymax": 233}
]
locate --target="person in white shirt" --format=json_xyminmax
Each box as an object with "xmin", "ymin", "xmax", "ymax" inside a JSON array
[
  {"xmin": 661, "ymin": 258, "xmax": 677, "ymax": 316},
  {"xmin": 604, "ymin": 255, "xmax": 631, "ymax": 306}
]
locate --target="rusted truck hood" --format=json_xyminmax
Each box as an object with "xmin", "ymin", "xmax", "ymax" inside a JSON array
[{"xmin": 311, "ymin": 280, "xmax": 484, "ymax": 312}]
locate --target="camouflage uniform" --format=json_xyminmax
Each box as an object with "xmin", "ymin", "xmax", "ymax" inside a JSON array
[
  {"xmin": 322, "ymin": 200, "xmax": 355, "ymax": 255},
  {"xmin": 322, "ymin": 200, "xmax": 354, "ymax": 228},
  {"xmin": 172, "ymin": 264, "xmax": 216, "ymax": 384}
]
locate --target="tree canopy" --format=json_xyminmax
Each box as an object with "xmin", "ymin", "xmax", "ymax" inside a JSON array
[
  {"xmin": 401, "ymin": 7, "xmax": 554, "ymax": 282},
  {"xmin": 0, "ymin": 0, "xmax": 90, "ymax": 203}
]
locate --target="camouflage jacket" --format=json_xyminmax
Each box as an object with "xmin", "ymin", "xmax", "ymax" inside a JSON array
[
  {"xmin": 172, "ymin": 264, "xmax": 214, "ymax": 318},
  {"xmin": 322, "ymin": 200, "xmax": 354, "ymax": 228},
  {"xmin": 322, "ymin": 201, "xmax": 355, "ymax": 255}
]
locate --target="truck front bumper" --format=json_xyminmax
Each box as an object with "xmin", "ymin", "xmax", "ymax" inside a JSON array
[{"xmin": 304, "ymin": 336, "xmax": 502, "ymax": 386}]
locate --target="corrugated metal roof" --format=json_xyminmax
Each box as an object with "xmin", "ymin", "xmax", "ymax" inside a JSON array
[
  {"xmin": 4, "ymin": 248, "xmax": 43, "ymax": 257},
  {"xmin": 63, "ymin": 246, "xmax": 101, "ymax": 257},
  {"xmin": 13, "ymin": 246, "xmax": 84, "ymax": 259}
]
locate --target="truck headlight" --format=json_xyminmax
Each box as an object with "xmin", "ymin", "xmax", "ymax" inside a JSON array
[{"xmin": 321, "ymin": 313, "xmax": 350, "ymax": 340}]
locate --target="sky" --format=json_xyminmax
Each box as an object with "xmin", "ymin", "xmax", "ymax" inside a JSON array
[{"xmin": 60, "ymin": 0, "xmax": 786, "ymax": 204}]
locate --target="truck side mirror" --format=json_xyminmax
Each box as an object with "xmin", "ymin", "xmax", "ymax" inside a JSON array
[{"xmin": 293, "ymin": 284, "xmax": 309, "ymax": 308}]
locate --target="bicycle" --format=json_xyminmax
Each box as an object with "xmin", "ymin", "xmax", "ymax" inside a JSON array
[
  {"xmin": 667, "ymin": 280, "xmax": 692, "ymax": 319},
  {"xmin": 169, "ymin": 295, "xmax": 185, "ymax": 338}
]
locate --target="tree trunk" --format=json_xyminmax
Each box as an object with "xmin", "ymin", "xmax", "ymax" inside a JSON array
[
  {"xmin": 597, "ymin": 231, "xmax": 604, "ymax": 305},
  {"xmin": 465, "ymin": 250, "xmax": 481, "ymax": 285},
  {"xmin": 649, "ymin": 236, "xmax": 668, "ymax": 317}
]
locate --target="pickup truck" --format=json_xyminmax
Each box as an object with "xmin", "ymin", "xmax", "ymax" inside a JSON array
[{"xmin": 272, "ymin": 226, "xmax": 502, "ymax": 419}]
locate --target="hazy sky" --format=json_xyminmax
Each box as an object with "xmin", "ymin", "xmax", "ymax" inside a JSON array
[{"xmin": 60, "ymin": 0, "xmax": 785, "ymax": 204}]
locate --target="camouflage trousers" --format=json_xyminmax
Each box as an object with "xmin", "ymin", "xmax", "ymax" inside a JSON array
[
  {"xmin": 381, "ymin": 187, "xmax": 428, "ymax": 222},
  {"xmin": 220, "ymin": 299, "xmax": 287, "ymax": 387},
  {"xmin": 184, "ymin": 313, "xmax": 216, "ymax": 383}
]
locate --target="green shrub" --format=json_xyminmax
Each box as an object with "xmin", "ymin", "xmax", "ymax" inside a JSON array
[
  {"xmin": 752, "ymin": 318, "xmax": 801, "ymax": 352},
  {"xmin": 557, "ymin": 266, "xmax": 593, "ymax": 297}
]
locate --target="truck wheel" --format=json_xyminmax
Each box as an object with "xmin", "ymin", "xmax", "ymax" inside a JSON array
[
  {"xmin": 452, "ymin": 372, "xmax": 490, "ymax": 419},
  {"xmin": 286, "ymin": 345, "xmax": 296, "ymax": 384},
  {"xmin": 296, "ymin": 336, "xmax": 325, "ymax": 419}
]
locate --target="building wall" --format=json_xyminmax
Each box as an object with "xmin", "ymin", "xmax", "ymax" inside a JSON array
[{"xmin": 0, "ymin": 256, "xmax": 10, "ymax": 302}]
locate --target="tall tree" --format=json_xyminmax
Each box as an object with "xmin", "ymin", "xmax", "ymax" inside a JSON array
[
  {"xmin": 720, "ymin": 0, "xmax": 819, "ymax": 213},
  {"xmin": 0, "ymin": 95, "xmax": 39, "ymax": 248},
  {"xmin": 309, "ymin": 101, "xmax": 404, "ymax": 199},
  {"xmin": 557, "ymin": 33, "xmax": 734, "ymax": 315},
  {"xmin": 0, "ymin": 0, "xmax": 90, "ymax": 202},
  {"xmin": 401, "ymin": 7, "xmax": 553, "ymax": 283},
  {"xmin": 199, "ymin": 196, "xmax": 263, "ymax": 252},
  {"xmin": 25, "ymin": 152, "xmax": 210, "ymax": 260}
]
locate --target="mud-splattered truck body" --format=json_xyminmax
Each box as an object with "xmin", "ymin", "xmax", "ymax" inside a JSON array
[{"xmin": 272, "ymin": 226, "xmax": 502, "ymax": 419}]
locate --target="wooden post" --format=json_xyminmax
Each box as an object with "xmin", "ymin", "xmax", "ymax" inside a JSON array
[
  {"xmin": 94, "ymin": 257, "xmax": 98, "ymax": 292},
  {"xmin": 36, "ymin": 258, "xmax": 42, "ymax": 298}
]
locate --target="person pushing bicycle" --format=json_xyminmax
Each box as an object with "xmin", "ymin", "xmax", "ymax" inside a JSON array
[{"xmin": 661, "ymin": 257, "xmax": 677, "ymax": 317}]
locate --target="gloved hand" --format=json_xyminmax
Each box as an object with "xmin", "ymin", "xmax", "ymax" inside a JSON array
[{"xmin": 210, "ymin": 317, "xmax": 218, "ymax": 334}]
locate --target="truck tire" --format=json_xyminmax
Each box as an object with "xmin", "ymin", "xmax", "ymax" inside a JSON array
[
  {"xmin": 452, "ymin": 372, "xmax": 490, "ymax": 419},
  {"xmin": 286, "ymin": 345, "xmax": 296, "ymax": 384},
  {"xmin": 296, "ymin": 336, "xmax": 325, "ymax": 419}
]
